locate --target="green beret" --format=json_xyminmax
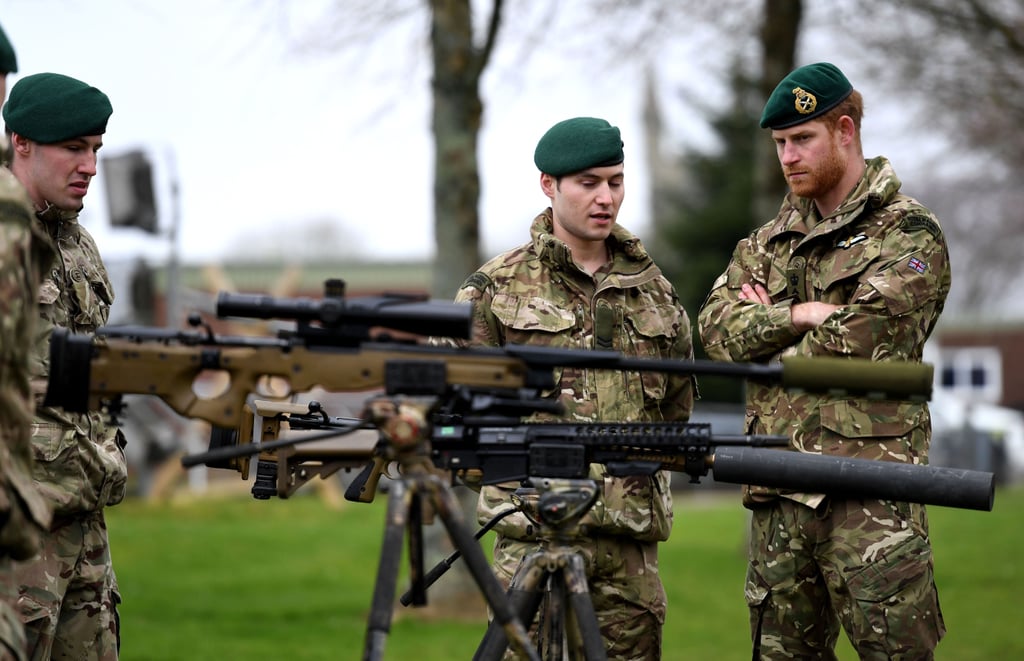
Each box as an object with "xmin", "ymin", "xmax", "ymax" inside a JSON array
[
  {"xmin": 534, "ymin": 117, "xmax": 624, "ymax": 177},
  {"xmin": 760, "ymin": 62, "xmax": 853, "ymax": 130},
  {"xmin": 0, "ymin": 22, "xmax": 16, "ymax": 74},
  {"xmin": 3, "ymin": 72, "xmax": 112, "ymax": 143}
]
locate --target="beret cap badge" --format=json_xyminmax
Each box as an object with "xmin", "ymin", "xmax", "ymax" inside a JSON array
[{"xmin": 792, "ymin": 86, "xmax": 817, "ymax": 115}]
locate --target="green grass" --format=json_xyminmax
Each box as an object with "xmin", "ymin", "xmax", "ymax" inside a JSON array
[{"xmin": 107, "ymin": 485, "xmax": 1024, "ymax": 660}]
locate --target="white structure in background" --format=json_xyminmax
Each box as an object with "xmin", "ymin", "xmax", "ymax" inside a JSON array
[{"xmin": 926, "ymin": 343, "xmax": 1024, "ymax": 484}]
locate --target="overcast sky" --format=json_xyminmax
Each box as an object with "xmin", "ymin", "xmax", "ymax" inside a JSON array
[
  {"xmin": 3, "ymin": 0, "xmax": 646, "ymax": 265},
  {"xmin": 2, "ymin": 0, "xmax": 947, "ymax": 270}
]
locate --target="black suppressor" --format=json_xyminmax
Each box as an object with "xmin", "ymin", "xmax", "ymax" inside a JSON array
[{"xmin": 712, "ymin": 446, "xmax": 995, "ymax": 511}]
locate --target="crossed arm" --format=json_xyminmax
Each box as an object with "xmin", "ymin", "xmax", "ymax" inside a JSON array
[{"xmin": 738, "ymin": 282, "xmax": 841, "ymax": 333}]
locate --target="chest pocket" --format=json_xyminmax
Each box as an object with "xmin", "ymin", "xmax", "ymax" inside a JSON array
[
  {"xmin": 623, "ymin": 304, "xmax": 681, "ymax": 405},
  {"xmin": 491, "ymin": 293, "xmax": 575, "ymax": 347},
  {"xmin": 491, "ymin": 293, "xmax": 575, "ymax": 403},
  {"xmin": 623, "ymin": 304, "xmax": 679, "ymax": 358},
  {"xmin": 39, "ymin": 262, "xmax": 113, "ymax": 332},
  {"xmin": 66, "ymin": 263, "xmax": 113, "ymax": 330},
  {"xmin": 810, "ymin": 237, "xmax": 882, "ymax": 296}
]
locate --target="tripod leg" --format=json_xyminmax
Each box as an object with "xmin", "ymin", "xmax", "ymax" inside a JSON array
[
  {"xmin": 362, "ymin": 479, "xmax": 410, "ymax": 661},
  {"xmin": 542, "ymin": 569, "xmax": 567, "ymax": 661},
  {"xmin": 427, "ymin": 478, "xmax": 541, "ymax": 661},
  {"xmin": 407, "ymin": 487, "xmax": 426, "ymax": 606},
  {"xmin": 475, "ymin": 554, "xmax": 548, "ymax": 661},
  {"xmin": 563, "ymin": 553, "xmax": 606, "ymax": 661}
]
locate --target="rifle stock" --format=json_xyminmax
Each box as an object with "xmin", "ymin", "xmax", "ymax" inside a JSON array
[{"xmin": 45, "ymin": 329, "xmax": 536, "ymax": 429}]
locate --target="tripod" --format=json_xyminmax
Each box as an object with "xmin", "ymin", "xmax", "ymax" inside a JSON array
[
  {"xmin": 360, "ymin": 397, "xmax": 540, "ymax": 661},
  {"xmin": 473, "ymin": 477, "xmax": 608, "ymax": 661}
]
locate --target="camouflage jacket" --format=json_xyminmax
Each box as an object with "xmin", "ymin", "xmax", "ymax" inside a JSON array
[
  {"xmin": 29, "ymin": 206, "xmax": 127, "ymax": 517},
  {"xmin": 0, "ymin": 169, "xmax": 54, "ymax": 558},
  {"xmin": 456, "ymin": 209, "xmax": 695, "ymax": 542},
  {"xmin": 698, "ymin": 157, "xmax": 951, "ymax": 507}
]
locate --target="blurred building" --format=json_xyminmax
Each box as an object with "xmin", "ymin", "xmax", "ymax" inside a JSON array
[{"xmin": 927, "ymin": 323, "xmax": 1024, "ymax": 484}]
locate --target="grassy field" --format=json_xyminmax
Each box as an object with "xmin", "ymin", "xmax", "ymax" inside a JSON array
[{"xmin": 107, "ymin": 483, "xmax": 1023, "ymax": 660}]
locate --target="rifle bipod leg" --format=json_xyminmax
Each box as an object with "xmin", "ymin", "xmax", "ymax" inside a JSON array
[
  {"xmin": 474, "ymin": 548, "xmax": 606, "ymax": 661},
  {"xmin": 362, "ymin": 472, "xmax": 540, "ymax": 661}
]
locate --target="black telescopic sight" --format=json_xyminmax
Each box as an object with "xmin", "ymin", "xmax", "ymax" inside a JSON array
[{"xmin": 215, "ymin": 279, "xmax": 473, "ymax": 341}]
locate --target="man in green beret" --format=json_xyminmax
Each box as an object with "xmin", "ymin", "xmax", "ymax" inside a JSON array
[
  {"xmin": 453, "ymin": 117, "xmax": 696, "ymax": 659},
  {"xmin": 699, "ymin": 62, "xmax": 950, "ymax": 659},
  {"xmin": 3, "ymin": 72, "xmax": 125, "ymax": 661},
  {"xmin": 0, "ymin": 22, "xmax": 60, "ymax": 661}
]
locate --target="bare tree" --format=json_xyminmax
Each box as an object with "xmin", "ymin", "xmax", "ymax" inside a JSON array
[
  {"xmin": 754, "ymin": 0, "xmax": 802, "ymax": 223},
  {"xmin": 839, "ymin": 0, "xmax": 1024, "ymax": 170},
  {"xmin": 428, "ymin": 0, "xmax": 503, "ymax": 298},
  {"xmin": 827, "ymin": 0, "xmax": 1024, "ymax": 318},
  {"xmin": 263, "ymin": 0, "xmax": 504, "ymax": 298}
]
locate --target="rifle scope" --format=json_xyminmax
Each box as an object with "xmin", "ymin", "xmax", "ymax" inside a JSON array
[{"xmin": 216, "ymin": 289, "xmax": 473, "ymax": 341}]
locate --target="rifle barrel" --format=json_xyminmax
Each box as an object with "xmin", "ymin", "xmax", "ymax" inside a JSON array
[{"xmin": 504, "ymin": 345, "xmax": 933, "ymax": 400}]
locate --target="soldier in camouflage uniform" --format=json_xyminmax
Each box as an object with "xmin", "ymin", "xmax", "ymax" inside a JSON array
[
  {"xmin": 3, "ymin": 73, "xmax": 126, "ymax": 661},
  {"xmin": 455, "ymin": 117, "xmax": 696, "ymax": 659},
  {"xmin": 698, "ymin": 63, "xmax": 950, "ymax": 660},
  {"xmin": 0, "ymin": 25, "xmax": 57, "ymax": 661}
]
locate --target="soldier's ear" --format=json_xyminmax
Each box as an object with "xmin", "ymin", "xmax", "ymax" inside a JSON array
[
  {"xmin": 540, "ymin": 172, "xmax": 557, "ymax": 199},
  {"xmin": 10, "ymin": 132, "xmax": 31, "ymax": 155},
  {"xmin": 836, "ymin": 115, "xmax": 857, "ymax": 146}
]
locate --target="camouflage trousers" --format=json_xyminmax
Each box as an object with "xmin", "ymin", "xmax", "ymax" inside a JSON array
[
  {"xmin": 492, "ymin": 535, "xmax": 665, "ymax": 661},
  {"xmin": 0, "ymin": 559, "xmax": 27, "ymax": 661},
  {"xmin": 745, "ymin": 497, "xmax": 945, "ymax": 660},
  {"xmin": 4, "ymin": 511, "xmax": 120, "ymax": 661}
]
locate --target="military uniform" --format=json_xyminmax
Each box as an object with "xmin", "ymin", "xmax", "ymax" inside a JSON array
[
  {"xmin": 0, "ymin": 169, "xmax": 54, "ymax": 661},
  {"xmin": 698, "ymin": 156, "xmax": 950, "ymax": 659},
  {"xmin": 457, "ymin": 209, "xmax": 695, "ymax": 659},
  {"xmin": 2, "ymin": 72, "xmax": 124, "ymax": 661},
  {"xmin": 12, "ymin": 205, "xmax": 126, "ymax": 661}
]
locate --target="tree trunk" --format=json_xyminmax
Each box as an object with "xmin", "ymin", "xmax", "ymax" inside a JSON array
[
  {"xmin": 419, "ymin": 0, "xmax": 502, "ymax": 620},
  {"xmin": 429, "ymin": 0, "xmax": 483, "ymax": 299},
  {"xmin": 753, "ymin": 0, "xmax": 802, "ymax": 225}
]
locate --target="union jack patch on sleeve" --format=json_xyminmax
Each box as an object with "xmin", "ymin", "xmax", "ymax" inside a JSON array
[{"xmin": 908, "ymin": 257, "xmax": 927, "ymax": 274}]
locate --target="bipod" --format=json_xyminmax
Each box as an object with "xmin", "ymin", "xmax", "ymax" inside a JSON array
[
  {"xmin": 360, "ymin": 397, "xmax": 540, "ymax": 661},
  {"xmin": 475, "ymin": 477, "xmax": 607, "ymax": 661}
]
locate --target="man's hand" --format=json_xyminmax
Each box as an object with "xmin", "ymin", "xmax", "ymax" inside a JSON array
[
  {"xmin": 791, "ymin": 302, "xmax": 841, "ymax": 332},
  {"xmin": 739, "ymin": 283, "xmax": 772, "ymax": 305},
  {"xmin": 739, "ymin": 283, "xmax": 840, "ymax": 332}
]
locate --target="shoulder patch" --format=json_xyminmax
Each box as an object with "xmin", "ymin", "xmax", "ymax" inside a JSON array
[
  {"xmin": 460, "ymin": 271, "xmax": 493, "ymax": 292},
  {"xmin": 900, "ymin": 214, "xmax": 941, "ymax": 240}
]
